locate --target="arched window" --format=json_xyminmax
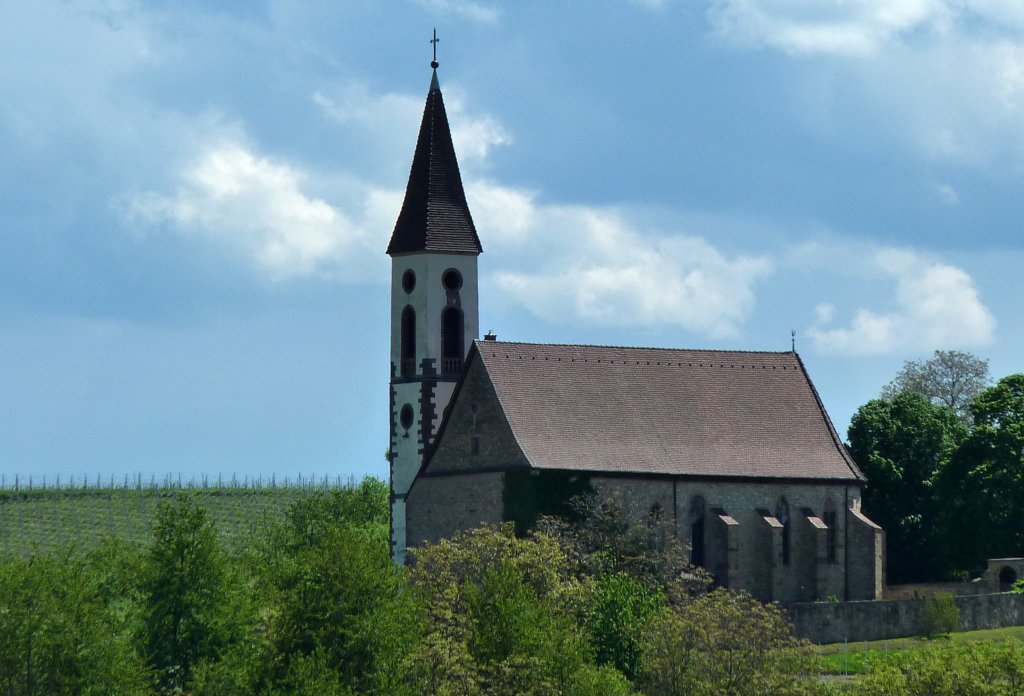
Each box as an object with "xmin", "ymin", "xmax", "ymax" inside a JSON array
[
  {"xmin": 441, "ymin": 307, "xmax": 463, "ymax": 375},
  {"xmin": 689, "ymin": 495, "xmax": 706, "ymax": 568},
  {"xmin": 401, "ymin": 306, "xmax": 416, "ymax": 377},
  {"xmin": 1000, "ymin": 566, "xmax": 1018, "ymax": 592},
  {"xmin": 776, "ymin": 497, "xmax": 791, "ymax": 566}
]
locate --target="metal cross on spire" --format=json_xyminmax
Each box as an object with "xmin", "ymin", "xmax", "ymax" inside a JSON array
[{"xmin": 430, "ymin": 28, "xmax": 440, "ymax": 69}]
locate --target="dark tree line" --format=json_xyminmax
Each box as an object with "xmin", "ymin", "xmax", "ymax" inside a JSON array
[{"xmin": 849, "ymin": 351, "xmax": 1024, "ymax": 582}]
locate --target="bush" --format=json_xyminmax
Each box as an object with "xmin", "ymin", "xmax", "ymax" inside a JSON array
[
  {"xmin": 638, "ymin": 589, "xmax": 817, "ymax": 696},
  {"xmin": 923, "ymin": 592, "xmax": 960, "ymax": 637}
]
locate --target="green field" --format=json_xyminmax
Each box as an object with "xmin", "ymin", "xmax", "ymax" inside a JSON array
[{"xmin": 0, "ymin": 482, "xmax": 352, "ymax": 555}]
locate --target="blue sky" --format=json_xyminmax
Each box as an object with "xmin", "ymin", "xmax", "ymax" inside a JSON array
[{"xmin": 2, "ymin": 0, "xmax": 1022, "ymax": 484}]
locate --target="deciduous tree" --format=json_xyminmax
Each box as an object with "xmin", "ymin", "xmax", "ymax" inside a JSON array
[
  {"xmin": 848, "ymin": 392, "xmax": 967, "ymax": 582},
  {"xmin": 881, "ymin": 350, "xmax": 990, "ymax": 423}
]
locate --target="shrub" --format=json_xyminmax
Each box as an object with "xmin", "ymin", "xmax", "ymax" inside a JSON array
[
  {"xmin": 638, "ymin": 589, "xmax": 817, "ymax": 696},
  {"xmin": 922, "ymin": 592, "xmax": 960, "ymax": 637}
]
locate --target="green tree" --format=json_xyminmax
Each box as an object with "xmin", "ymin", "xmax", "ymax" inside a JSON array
[
  {"xmin": 882, "ymin": 350, "xmax": 990, "ymax": 424},
  {"xmin": 140, "ymin": 495, "xmax": 229, "ymax": 693},
  {"xmin": 848, "ymin": 392, "xmax": 967, "ymax": 582},
  {"xmin": 407, "ymin": 524, "xmax": 609, "ymax": 696},
  {"xmin": 936, "ymin": 374, "xmax": 1024, "ymax": 573},
  {"xmin": 637, "ymin": 589, "xmax": 816, "ymax": 696},
  {"xmin": 199, "ymin": 482, "xmax": 416, "ymax": 696},
  {"xmin": 0, "ymin": 552, "xmax": 151, "ymax": 695},
  {"xmin": 586, "ymin": 572, "xmax": 661, "ymax": 679}
]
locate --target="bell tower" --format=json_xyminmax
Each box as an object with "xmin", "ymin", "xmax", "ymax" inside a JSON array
[{"xmin": 387, "ymin": 42, "xmax": 482, "ymax": 564}]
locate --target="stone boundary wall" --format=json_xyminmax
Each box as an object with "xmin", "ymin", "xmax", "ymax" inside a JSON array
[
  {"xmin": 883, "ymin": 582, "xmax": 989, "ymax": 600},
  {"xmin": 785, "ymin": 593, "xmax": 1024, "ymax": 644}
]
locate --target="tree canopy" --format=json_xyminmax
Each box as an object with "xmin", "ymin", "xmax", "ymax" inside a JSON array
[{"xmin": 881, "ymin": 350, "xmax": 990, "ymax": 423}]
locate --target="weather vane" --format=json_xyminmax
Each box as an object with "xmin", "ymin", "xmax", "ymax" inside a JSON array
[
  {"xmin": 430, "ymin": 28, "xmax": 440, "ymax": 69},
  {"xmin": 791, "ymin": 329, "xmax": 796, "ymax": 352}
]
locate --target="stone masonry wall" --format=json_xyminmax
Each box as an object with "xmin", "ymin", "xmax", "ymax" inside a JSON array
[
  {"xmin": 405, "ymin": 471, "xmax": 504, "ymax": 548},
  {"xmin": 787, "ymin": 593, "xmax": 1024, "ymax": 644},
  {"xmin": 427, "ymin": 357, "xmax": 529, "ymax": 474},
  {"xmin": 590, "ymin": 477, "xmax": 874, "ymax": 602}
]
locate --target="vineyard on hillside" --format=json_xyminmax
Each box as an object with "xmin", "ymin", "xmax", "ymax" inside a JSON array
[{"xmin": 0, "ymin": 474, "xmax": 360, "ymax": 555}]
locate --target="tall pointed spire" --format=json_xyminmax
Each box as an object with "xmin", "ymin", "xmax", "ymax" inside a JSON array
[{"xmin": 386, "ymin": 49, "xmax": 482, "ymax": 256}]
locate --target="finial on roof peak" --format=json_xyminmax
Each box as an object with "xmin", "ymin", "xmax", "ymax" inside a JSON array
[{"xmin": 430, "ymin": 28, "xmax": 440, "ymax": 70}]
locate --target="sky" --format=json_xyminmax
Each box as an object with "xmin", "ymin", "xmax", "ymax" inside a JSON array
[{"xmin": 2, "ymin": 0, "xmax": 1022, "ymax": 486}]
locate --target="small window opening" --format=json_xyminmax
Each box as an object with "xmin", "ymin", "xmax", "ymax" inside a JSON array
[
  {"xmin": 689, "ymin": 495, "xmax": 706, "ymax": 568},
  {"xmin": 399, "ymin": 404, "xmax": 414, "ymax": 434},
  {"xmin": 442, "ymin": 268, "xmax": 463, "ymax": 290},
  {"xmin": 824, "ymin": 505, "xmax": 838, "ymax": 563},
  {"xmin": 776, "ymin": 497, "xmax": 791, "ymax": 566},
  {"xmin": 402, "ymin": 269, "xmax": 416, "ymax": 294},
  {"xmin": 470, "ymin": 436, "xmax": 480, "ymax": 455}
]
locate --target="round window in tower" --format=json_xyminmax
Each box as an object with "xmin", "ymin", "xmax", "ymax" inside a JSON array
[
  {"xmin": 400, "ymin": 404, "xmax": 414, "ymax": 431},
  {"xmin": 442, "ymin": 268, "xmax": 463, "ymax": 291},
  {"xmin": 402, "ymin": 269, "xmax": 416, "ymax": 294}
]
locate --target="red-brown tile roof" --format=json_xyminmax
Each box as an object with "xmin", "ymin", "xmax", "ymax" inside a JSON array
[
  {"xmin": 386, "ymin": 70, "xmax": 483, "ymax": 256},
  {"xmin": 472, "ymin": 341, "xmax": 864, "ymax": 481}
]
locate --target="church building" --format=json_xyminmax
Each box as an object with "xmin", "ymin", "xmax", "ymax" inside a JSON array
[{"xmin": 387, "ymin": 58, "xmax": 884, "ymax": 602}]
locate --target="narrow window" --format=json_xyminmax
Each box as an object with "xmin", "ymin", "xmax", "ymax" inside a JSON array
[
  {"xmin": 824, "ymin": 501, "xmax": 838, "ymax": 563},
  {"xmin": 401, "ymin": 306, "xmax": 416, "ymax": 377},
  {"xmin": 776, "ymin": 497, "xmax": 791, "ymax": 566},
  {"xmin": 441, "ymin": 307, "xmax": 463, "ymax": 375},
  {"xmin": 689, "ymin": 495, "xmax": 706, "ymax": 568}
]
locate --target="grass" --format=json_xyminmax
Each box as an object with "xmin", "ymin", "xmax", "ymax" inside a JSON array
[
  {"xmin": 0, "ymin": 484, "xmax": 349, "ymax": 556},
  {"xmin": 816, "ymin": 625, "xmax": 1024, "ymax": 676}
]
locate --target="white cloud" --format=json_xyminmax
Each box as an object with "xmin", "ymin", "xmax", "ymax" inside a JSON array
[
  {"xmin": 482, "ymin": 192, "xmax": 773, "ymax": 337},
  {"xmin": 708, "ymin": 1, "xmax": 1024, "ymax": 164},
  {"xmin": 707, "ymin": 0, "xmax": 948, "ymax": 55},
  {"xmin": 808, "ymin": 248, "xmax": 995, "ymax": 355},
  {"xmin": 126, "ymin": 144, "xmax": 380, "ymax": 281}
]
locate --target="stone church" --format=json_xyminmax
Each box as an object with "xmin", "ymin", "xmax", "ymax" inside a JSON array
[{"xmin": 387, "ymin": 61, "xmax": 884, "ymax": 603}]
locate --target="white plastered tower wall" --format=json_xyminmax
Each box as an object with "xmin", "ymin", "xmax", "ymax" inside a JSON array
[{"xmin": 389, "ymin": 253, "xmax": 479, "ymax": 564}]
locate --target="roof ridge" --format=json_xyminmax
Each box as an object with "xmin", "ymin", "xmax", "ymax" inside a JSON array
[{"xmin": 473, "ymin": 339, "xmax": 795, "ymax": 356}]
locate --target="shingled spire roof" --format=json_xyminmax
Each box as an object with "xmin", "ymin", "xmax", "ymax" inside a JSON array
[{"xmin": 387, "ymin": 68, "xmax": 483, "ymax": 256}]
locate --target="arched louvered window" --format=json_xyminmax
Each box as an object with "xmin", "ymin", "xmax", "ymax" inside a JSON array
[
  {"xmin": 401, "ymin": 306, "xmax": 416, "ymax": 377},
  {"xmin": 441, "ymin": 307, "xmax": 463, "ymax": 375}
]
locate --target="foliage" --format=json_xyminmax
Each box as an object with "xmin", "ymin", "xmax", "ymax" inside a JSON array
[
  {"xmin": 923, "ymin": 592, "xmax": 960, "ymax": 637},
  {"xmin": 586, "ymin": 571, "xmax": 662, "ymax": 679},
  {"xmin": 637, "ymin": 589, "xmax": 818, "ymax": 696},
  {"xmin": 407, "ymin": 524, "xmax": 597, "ymax": 696},
  {"xmin": 537, "ymin": 492, "xmax": 711, "ymax": 603},
  {"xmin": 140, "ymin": 495, "xmax": 230, "ymax": 693},
  {"xmin": 881, "ymin": 350, "xmax": 990, "ymax": 424},
  {"xmin": 201, "ymin": 478, "xmax": 411, "ymax": 696},
  {"xmin": 0, "ymin": 552, "xmax": 151, "ymax": 695},
  {"xmin": 935, "ymin": 374, "xmax": 1024, "ymax": 572},
  {"xmin": 848, "ymin": 392, "xmax": 967, "ymax": 582},
  {"xmin": 854, "ymin": 641, "xmax": 1024, "ymax": 696}
]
